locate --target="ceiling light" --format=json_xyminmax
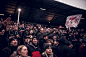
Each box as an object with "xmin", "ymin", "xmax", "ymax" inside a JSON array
[
  {"xmin": 0, "ymin": 14, "xmax": 4, "ymax": 16},
  {"xmin": 18, "ymin": 8, "xmax": 21, "ymax": 11},
  {"xmin": 81, "ymin": 18, "xmax": 84, "ymax": 19},
  {"xmin": 49, "ymin": 22, "xmax": 50, "ymax": 23},
  {"xmin": 40, "ymin": 8, "xmax": 46, "ymax": 10},
  {"xmin": 9, "ymin": 15, "xmax": 11, "ymax": 16}
]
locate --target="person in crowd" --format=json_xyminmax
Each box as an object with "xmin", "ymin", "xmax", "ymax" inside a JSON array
[
  {"xmin": 24, "ymin": 36, "xmax": 32, "ymax": 45},
  {"xmin": 0, "ymin": 29, "xmax": 7, "ymax": 56},
  {"xmin": 39, "ymin": 35, "xmax": 48, "ymax": 50},
  {"xmin": 37, "ymin": 28, "xmax": 54, "ymax": 39},
  {"xmin": 79, "ymin": 40, "xmax": 86, "ymax": 57},
  {"xmin": 0, "ymin": 17, "xmax": 86, "ymax": 57},
  {"xmin": 41, "ymin": 44, "xmax": 57, "ymax": 57},
  {"xmin": 16, "ymin": 45, "xmax": 31, "ymax": 57},
  {"xmin": 46, "ymin": 39, "xmax": 53, "ymax": 45},
  {"xmin": 52, "ymin": 34, "xmax": 57, "ymax": 41},
  {"xmin": 56, "ymin": 37, "xmax": 71, "ymax": 57},
  {"xmin": 26, "ymin": 36, "xmax": 41, "ymax": 57},
  {"xmin": 2, "ymin": 37, "xmax": 18, "ymax": 57}
]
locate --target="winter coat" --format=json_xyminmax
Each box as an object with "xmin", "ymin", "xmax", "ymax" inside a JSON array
[
  {"xmin": 39, "ymin": 38, "xmax": 47, "ymax": 51},
  {"xmin": 26, "ymin": 42, "xmax": 41, "ymax": 57},
  {"xmin": 56, "ymin": 37, "xmax": 71, "ymax": 57},
  {"xmin": 56, "ymin": 45, "xmax": 71, "ymax": 57},
  {"xmin": 41, "ymin": 51, "xmax": 57, "ymax": 57},
  {"xmin": 2, "ymin": 46, "xmax": 17, "ymax": 57}
]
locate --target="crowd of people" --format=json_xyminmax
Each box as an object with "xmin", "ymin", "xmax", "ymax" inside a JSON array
[{"xmin": 0, "ymin": 17, "xmax": 86, "ymax": 57}]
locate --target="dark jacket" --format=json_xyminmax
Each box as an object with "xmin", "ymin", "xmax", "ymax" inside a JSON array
[
  {"xmin": 56, "ymin": 37, "xmax": 71, "ymax": 57},
  {"xmin": 2, "ymin": 46, "xmax": 17, "ymax": 57},
  {"xmin": 39, "ymin": 38, "xmax": 47, "ymax": 51},
  {"xmin": 26, "ymin": 42, "xmax": 41, "ymax": 57}
]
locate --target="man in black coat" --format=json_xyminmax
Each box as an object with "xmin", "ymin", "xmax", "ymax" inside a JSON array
[
  {"xmin": 2, "ymin": 37, "xmax": 18, "ymax": 57},
  {"xmin": 56, "ymin": 37, "xmax": 71, "ymax": 57}
]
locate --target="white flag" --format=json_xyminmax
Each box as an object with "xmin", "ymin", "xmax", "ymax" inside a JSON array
[{"xmin": 65, "ymin": 14, "xmax": 82, "ymax": 28}]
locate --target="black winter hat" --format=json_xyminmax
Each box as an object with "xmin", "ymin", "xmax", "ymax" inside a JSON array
[
  {"xmin": 25, "ymin": 36, "xmax": 30, "ymax": 39},
  {"xmin": 9, "ymin": 37, "xmax": 17, "ymax": 43},
  {"xmin": 32, "ymin": 36, "xmax": 38, "ymax": 40},
  {"xmin": 58, "ymin": 37, "xmax": 69, "ymax": 44}
]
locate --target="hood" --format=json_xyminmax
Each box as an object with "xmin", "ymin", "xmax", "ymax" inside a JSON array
[{"xmin": 58, "ymin": 37, "xmax": 69, "ymax": 45}]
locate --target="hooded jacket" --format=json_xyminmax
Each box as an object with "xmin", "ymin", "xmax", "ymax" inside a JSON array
[{"xmin": 56, "ymin": 37, "xmax": 71, "ymax": 57}]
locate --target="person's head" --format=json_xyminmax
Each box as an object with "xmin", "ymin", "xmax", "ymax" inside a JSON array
[
  {"xmin": 40, "ymin": 28, "xmax": 44, "ymax": 33},
  {"xmin": 46, "ymin": 39, "xmax": 52, "ymax": 45},
  {"xmin": 44, "ymin": 45, "xmax": 52, "ymax": 55},
  {"xmin": 15, "ymin": 27, "xmax": 18, "ymax": 31},
  {"xmin": 62, "ymin": 34, "xmax": 66, "ymax": 38},
  {"xmin": 52, "ymin": 34, "xmax": 57, "ymax": 40},
  {"xmin": 30, "ymin": 30, "xmax": 33, "ymax": 34},
  {"xmin": 32, "ymin": 36, "xmax": 38, "ymax": 45},
  {"xmin": 69, "ymin": 43, "xmax": 73, "ymax": 49},
  {"xmin": 17, "ymin": 45, "xmax": 28, "ymax": 57},
  {"xmin": 24, "ymin": 36, "xmax": 31, "ymax": 44},
  {"xmin": 9, "ymin": 37, "xmax": 18, "ymax": 46},
  {"xmin": 0, "ymin": 29, "xmax": 5, "ymax": 35},
  {"xmin": 33, "ymin": 27, "xmax": 37, "ymax": 29},
  {"xmin": 43, "ymin": 35, "xmax": 48, "ymax": 40},
  {"xmin": 54, "ymin": 40, "xmax": 59, "ymax": 46}
]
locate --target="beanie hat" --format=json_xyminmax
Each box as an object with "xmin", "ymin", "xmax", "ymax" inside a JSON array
[
  {"xmin": 58, "ymin": 37, "xmax": 69, "ymax": 44},
  {"xmin": 25, "ymin": 36, "xmax": 30, "ymax": 39},
  {"xmin": 9, "ymin": 37, "xmax": 17, "ymax": 43},
  {"xmin": 32, "ymin": 36, "xmax": 38, "ymax": 40}
]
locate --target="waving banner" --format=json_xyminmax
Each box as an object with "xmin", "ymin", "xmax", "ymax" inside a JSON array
[{"xmin": 65, "ymin": 14, "xmax": 82, "ymax": 28}]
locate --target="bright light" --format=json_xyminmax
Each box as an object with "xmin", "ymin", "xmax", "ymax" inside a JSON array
[
  {"xmin": 0, "ymin": 14, "xmax": 4, "ymax": 16},
  {"xmin": 9, "ymin": 15, "xmax": 11, "ymax": 16},
  {"xmin": 40, "ymin": 8, "xmax": 46, "ymax": 10},
  {"xmin": 81, "ymin": 18, "xmax": 84, "ymax": 19},
  {"xmin": 49, "ymin": 22, "xmax": 50, "ymax": 23},
  {"xmin": 18, "ymin": 8, "xmax": 21, "ymax": 11}
]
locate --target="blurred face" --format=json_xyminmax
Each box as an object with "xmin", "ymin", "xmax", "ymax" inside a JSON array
[
  {"xmin": 53, "ymin": 35, "xmax": 57, "ymax": 40},
  {"xmin": 69, "ymin": 44, "xmax": 73, "ymax": 49},
  {"xmin": 30, "ymin": 30, "xmax": 33, "ymax": 34},
  {"xmin": 19, "ymin": 46, "xmax": 28, "ymax": 57},
  {"xmin": 32, "ymin": 38, "xmax": 38, "ymax": 45},
  {"xmin": 40, "ymin": 28, "xmax": 43, "ymax": 33},
  {"xmin": 46, "ymin": 47, "xmax": 52, "ymax": 55},
  {"xmin": 44, "ymin": 36, "xmax": 48, "ymax": 40},
  {"xmin": 15, "ymin": 27, "xmax": 18, "ymax": 31},
  {"xmin": 25, "ymin": 38, "xmax": 30, "ymax": 43},
  {"xmin": 10, "ymin": 39, "xmax": 18, "ymax": 46},
  {"xmin": 0, "ymin": 29, "xmax": 5, "ymax": 35}
]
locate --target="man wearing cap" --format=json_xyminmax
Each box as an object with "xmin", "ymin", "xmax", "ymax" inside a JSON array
[
  {"xmin": 24, "ymin": 36, "xmax": 31, "ymax": 45},
  {"xmin": 2, "ymin": 37, "xmax": 18, "ymax": 57}
]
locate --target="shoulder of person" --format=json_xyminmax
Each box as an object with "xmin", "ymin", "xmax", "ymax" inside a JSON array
[{"xmin": 2, "ymin": 47, "xmax": 11, "ymax": 52}]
